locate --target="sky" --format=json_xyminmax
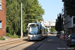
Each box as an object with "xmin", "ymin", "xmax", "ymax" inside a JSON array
[{"xmin": 38, "ymin": 0, "xmax": 63, "ymax": 21}]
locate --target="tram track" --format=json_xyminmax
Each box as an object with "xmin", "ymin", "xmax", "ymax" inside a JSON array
[
  {"xmin": 0, "ymin": 38, "xmax": 29, "ymax": 50},
  {"xmin": 6, "ymin": 41, "xmax": 29, "ymax": 50},
  {"xmin": 7, "ymin": 41, "xmax": 37, "ymax": 50},
  {"xmin": 0, "ymin": 37, "xmax": 28, "ymax": 47},
  {"xmin": 0, "ymin": 39, "xmax": 37, "ymax": 50},
  {"xmin": 0, "ymin": 37, "xmax": 48, "ymax": 50},
  {"xmin": 0, "ymin": 40, "xmax": 24, "ymax": 47}
]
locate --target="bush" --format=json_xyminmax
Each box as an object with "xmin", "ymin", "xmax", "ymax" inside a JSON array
[
  {"xmin": 6, "ymin": 33, "xmax": 20, "ymax": 38},
  {"xmin": 0, "ymin": 36, "xmax": 5, "ymax": 40},
  {"xmin": 50, "ymin": 28, "xmax": 55, "ymax": 32}
]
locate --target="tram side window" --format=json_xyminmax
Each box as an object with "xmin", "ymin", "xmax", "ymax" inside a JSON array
[
  {"xmin": 45, "ymin": 29, "xmax": 48, "ymax": 33},
  {"xmin": 42, "ymin": 29, "xmax": 44, "ymax": 34},
  {"xmin": 45, "ymin": 29, "xmax": 48, "ymax": 32},
  {"xmin": 38, "ymin": 29, "xmax": 42, "ymax": 34}
]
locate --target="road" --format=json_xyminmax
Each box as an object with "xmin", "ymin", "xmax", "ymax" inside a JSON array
[
  {"xmin": 37, "ymin": 35, "xmax": 73, "ymax": 50},
  {"xmin": 24, "ymin": 34, "xmax": 73, "ymax": 50},
  {"xmin": 0, "ymin": 34, "xmax": 74, "ymax": 50}
]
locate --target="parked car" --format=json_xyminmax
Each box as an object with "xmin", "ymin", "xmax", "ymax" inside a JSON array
[
  {"xmin": 50, "ymin": 32, "xmax": 54, "ymax": 34},
  {"xmin": 67, "ymin": 34, "xmax": 75, "ymax": 47}
]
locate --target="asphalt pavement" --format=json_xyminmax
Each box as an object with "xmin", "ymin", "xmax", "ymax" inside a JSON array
[{"xmin": 37, "ymin": 35, "xmax": 73, "ymax": 50}]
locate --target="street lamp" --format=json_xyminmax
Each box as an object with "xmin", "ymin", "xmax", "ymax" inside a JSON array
[{"xmin": 21, "ymin": 2, "xmax": 23, "ymax": 38}]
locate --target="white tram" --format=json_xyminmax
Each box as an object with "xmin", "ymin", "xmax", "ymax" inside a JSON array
[{"xmin": 27, "ymin": 23, "xmax": 48, "ymax": 40}]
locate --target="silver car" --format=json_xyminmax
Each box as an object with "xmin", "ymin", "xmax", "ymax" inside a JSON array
[{"xmin": 67, "ymin": 34, "xmax": 75, "ymax": 47}]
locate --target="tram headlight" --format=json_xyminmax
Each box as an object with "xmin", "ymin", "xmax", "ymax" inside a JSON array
[{"xmin": 28, "ymin": 35, "xmax": 33, "ymax": 37}]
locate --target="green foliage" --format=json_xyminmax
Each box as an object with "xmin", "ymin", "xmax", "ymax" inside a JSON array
[
  {"xmin": 45, "ymin": 29, "xmax": 48, "ymax": 32},
  {"xmin": 0, "ymin": 37, "xmax": 5, "ymax": 40},
  {"xmin": 50, "ymin": 28, "xmax": 55, "ymax": 32},
  {"xmin": 6, "ymin": 0, "xmax": 44, "ymax": 36},
  {"xmin": 55, "ymin": 14, "xmax": 64, "ymax": 32},
  {"xmin": 6, "ymin": 33, "xmax": 20, "ymax": 38},
  {"xmin": 64, "ymin": 0, "xmax": 75, "ymax": 16}
]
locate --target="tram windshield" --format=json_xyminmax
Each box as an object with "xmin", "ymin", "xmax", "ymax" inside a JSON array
[{"xmin": 29, "ymin": 26, "xmax": 38, "ymax": 35}]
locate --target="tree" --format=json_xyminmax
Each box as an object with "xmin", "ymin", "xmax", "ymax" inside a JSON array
[
  {"xmin": 22, "ymin": 0, "xmax": 44, "ymax": 34},
  {"xmin": 50, "ymin": 28, "xmax": 55, "ymax": 32},
  {"xmin": 6, "ymin": 0, "xmax": 21, "ymax": 35},
  {"xmin": 6, "ymin": 0, "xmax": 44, "ymax": 36},
  {"xmin": 55, "ymin": 14, "xmax": 64, "ymax": 32},
  {"xmin": 63, "ymin": 0, "xmax": 75, "ymax": 16}
]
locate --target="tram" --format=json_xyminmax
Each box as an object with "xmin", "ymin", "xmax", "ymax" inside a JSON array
[{"xmin": 27, "ymin": 23, "xmax": 48, "ymax": 40}]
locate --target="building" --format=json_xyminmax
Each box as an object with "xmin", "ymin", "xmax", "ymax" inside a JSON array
[
  {"xmin": 0, "ymin": 0, "xmax": 6, "ymax": 36},
  {"xmin": 62, "ymin": 0, "xmax": 75, "ymax": 34},
  {"xmin": 41, "ymin": 20, "xmax": 56, "ymax": 32}
]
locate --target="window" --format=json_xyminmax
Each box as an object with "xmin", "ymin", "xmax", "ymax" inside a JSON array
[
  {"xmin": 0, "ymin": 0, "xmax": 2, "ymax": 10},
  {"xmin": 29, "ymin": 26, "xmax": 38, "ymax": 34},
  {"xmin": 0, "ymin": 21, "xmax": 2, "ymax": 28}
]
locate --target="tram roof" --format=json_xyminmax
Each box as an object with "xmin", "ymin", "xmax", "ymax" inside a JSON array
[
  {"xmin": 28, "ymin": 23, "xmax": 46, "ymax": 29},
  {"xmin": 28, "ymin": 23, "xmax": 41, "ymax": 27},
  {"xmin": 42, "ymin": 26, "xmax": 46, "ymax": 29}
]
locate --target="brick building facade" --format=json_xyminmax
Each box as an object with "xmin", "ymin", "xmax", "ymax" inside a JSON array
[{"xmin": 0, "ymin": 0, "xmax": 6, "ymax": 36}]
